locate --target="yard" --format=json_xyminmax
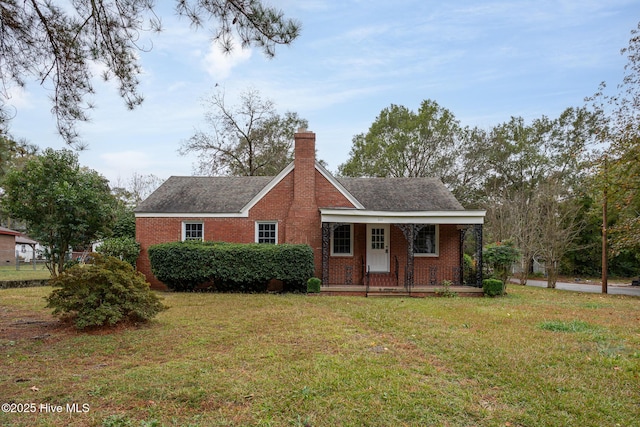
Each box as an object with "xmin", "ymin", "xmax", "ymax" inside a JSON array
[
  {"xmin": 0, "ymin": 264, "xmax": 50, "ymax": 282},
  {"xmin": 0, "ymin": 286, "xmax": 638, "ymax": 427}
]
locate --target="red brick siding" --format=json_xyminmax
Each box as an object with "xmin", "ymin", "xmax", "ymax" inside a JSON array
[
  {"xmin": 0, "ymin": 235, "xmax": 15, "ymax": 266},
  {"xmin": 316, "ymin": 170, "xmax": 354, "ymax": 209}
]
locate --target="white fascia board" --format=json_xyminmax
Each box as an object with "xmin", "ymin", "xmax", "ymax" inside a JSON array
[
  {"xmin": 320, "ymin": 209, "xmax": 486, "ymax": 225},
  {"xmin": 314, "ymin": 162, "xmax": 365, "ymax": 209},
  {"xmin": 240, "ymin": 162, "xmax": 295, "ymax": 214},
  {"xmin": 134, "ymin": 212, "xmax": 248, "ymax": 218}
]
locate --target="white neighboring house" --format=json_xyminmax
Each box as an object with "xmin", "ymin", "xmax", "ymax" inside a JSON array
[{"xmin": 15, "ymin": 234, "xmax": 43, "ymax": 262}]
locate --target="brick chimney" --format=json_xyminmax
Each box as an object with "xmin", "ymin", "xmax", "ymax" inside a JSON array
[
  {"xmin": 292, "ymin": 128, "xmax": 316, "ymax": 206},
  {"xmin": 285, "ymin": 129, "xmax": 319, "ymax": 247}
]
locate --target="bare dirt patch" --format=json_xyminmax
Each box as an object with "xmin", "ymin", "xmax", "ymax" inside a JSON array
[{"xmin": 0, "ymin": 305, "xmax": 66, "ymax": 342}]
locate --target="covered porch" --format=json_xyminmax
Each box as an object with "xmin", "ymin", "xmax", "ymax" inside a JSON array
[{"xmin": 320, "ymin": 209, "xmax": 485, "ymax": 297}]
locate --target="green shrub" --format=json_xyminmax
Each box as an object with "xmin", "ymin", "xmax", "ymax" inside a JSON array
[
  {"xmin": 46, "ymin": 254, "xmax": 167, "ymax": 329},
  {"xmin": 307, "ymin": 277, "xmax": 321, "ymax": 293},
  {"xmin": 148, "ymin": 241, "xmax": 219, "ymax": 291},
  {"xmin": 148, "ymin": 241, "xmax": 314, "ymax": 293},
  {"xmin": 483, "ymin": 240, "xmax": 521, "ymax": 283},
  {"xmin": 96, "ymin": 237, "xmax": 141, "ymax": 267},
  {"xmin": 483, "ymin": 278, "xmax": 505, "ymax": 297}
]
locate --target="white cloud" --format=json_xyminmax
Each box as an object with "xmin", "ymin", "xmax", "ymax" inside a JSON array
[{"xmin": 203, "ymin": 40, "xmax": 252, "ymax": 80}]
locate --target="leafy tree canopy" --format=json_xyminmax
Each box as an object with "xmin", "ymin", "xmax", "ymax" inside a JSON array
[
  {"xmin": 0, "ymin": 135, "xmax": 38, "ymax": 179},
  {"xmin": 338, "ymin": 100, "xmax": 463, "ymax": 185},
  {"xmin": 589, "ymin": 23, "xmax": 640, "ymax": 259},
  {"xmin": 0, "ymin": 0, "xmax": 300, "ymax": 147},
  {"xmin": 1, "ymin": 148, "xmax": 116, "ymax": 276}
]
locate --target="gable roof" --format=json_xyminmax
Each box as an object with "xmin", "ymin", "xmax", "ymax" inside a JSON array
[
  {"xmin": 135, "ymin": 168, "xmax": 466, "ymax": 216},
  {"xmin": 135, "ymin": 175, "xmax": 273, "ymax": 214},
  {"xmin": 337, "ymin": 177, "xmax": 464, "ymax": 211}
]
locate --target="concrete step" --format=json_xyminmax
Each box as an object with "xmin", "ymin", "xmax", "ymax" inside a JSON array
[{"xmin": 366, "ymin": 287, "xmax": 411, "ymax": 297}]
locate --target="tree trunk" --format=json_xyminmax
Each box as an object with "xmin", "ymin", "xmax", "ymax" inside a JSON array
[
  {"xmin": 520, "ymin": 257, "xmax": 533, "ymax": 285},
  {"xmin": 546, "ymin": 261, "xmax": 558, "ymax": 288}
]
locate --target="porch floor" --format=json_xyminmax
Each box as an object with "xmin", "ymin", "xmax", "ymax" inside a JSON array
[{"xmin": 320, "ymin": 285, "xmax": 484, "ymax": 297}]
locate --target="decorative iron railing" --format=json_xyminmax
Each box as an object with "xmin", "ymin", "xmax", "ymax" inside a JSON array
[
  {"xmin": 413, "ymin": 265, "xmax": 464, "ymax": 287},
  {"xmin": 365, "ymin": 265, "xmax": 370, "ymax": 297}
]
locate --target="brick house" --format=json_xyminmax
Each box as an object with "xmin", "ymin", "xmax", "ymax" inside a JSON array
[
  {"xmin": 135, "ymin": 130, "xmax": 486, "ymax": 295},
  {"xmin": 0, "ymin": 227, "xmax": 20, "ymax": 266}
]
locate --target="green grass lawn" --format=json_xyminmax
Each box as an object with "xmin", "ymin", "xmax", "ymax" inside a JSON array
[
  {"xmin": 0, "ymin": 264, "xmax": 50, "ymax": 281},
  {"xmin": 0, "ymin": 286, "xmax": 638, "ymax": 427}
]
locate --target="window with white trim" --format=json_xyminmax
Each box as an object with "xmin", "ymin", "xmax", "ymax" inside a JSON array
[
  {"xmin": 414, "ymin": 225, "xmax": 438, "ymax": 256},
  {"xmin": 256, "ymin": 222, "xmax": 278, "ymax": 244},
  {"xmin": 331, "ymin": 224, "xmax": 353, "ymax": 256},
  {"xmin": 183, "ymin": 222, "xmax": 203, "ymax": 241}
]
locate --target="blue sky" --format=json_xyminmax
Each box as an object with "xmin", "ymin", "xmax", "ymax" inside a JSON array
[{"xmin": 5, "ymin": 0, "xmax": 640, "ymax": 185}]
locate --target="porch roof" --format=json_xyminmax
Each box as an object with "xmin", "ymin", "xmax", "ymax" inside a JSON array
[{"xmin": 320, "ymin": 208, "xmax": 485, "ymax": 225}]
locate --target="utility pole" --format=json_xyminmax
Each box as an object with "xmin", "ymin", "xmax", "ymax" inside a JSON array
[{"xmin": 602, "ymin": 155, "xmax": 608, "ymax": 294}]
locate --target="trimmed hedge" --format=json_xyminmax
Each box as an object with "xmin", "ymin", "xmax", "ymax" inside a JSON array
[
  {"xmin": 148, "ymin": 241, "xmax": 218, "ymax": 291},
  {"xmin": 483, "ymin": 278, "xmax": 505, "ymax": 297},
  {"xmin": 148, "ymin": 241, "xmax": 315, "ymax": 293}
]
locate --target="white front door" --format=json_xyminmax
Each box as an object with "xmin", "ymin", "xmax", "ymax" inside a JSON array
[{"xmin": 367, "ymin": 224, "xmax": 390, "ymax": 272}]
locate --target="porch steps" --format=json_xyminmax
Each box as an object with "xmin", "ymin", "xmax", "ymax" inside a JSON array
[{"xmin": 366, "ymin": 287, "xmax": 411, "ymax": 297}]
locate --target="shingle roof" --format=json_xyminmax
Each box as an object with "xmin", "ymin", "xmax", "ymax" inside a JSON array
[
  {"xmin": 134, "ymin": 173, "xmax": 464, "ymax": 214},
  {"xmin": 0, "ymin": 226, "xmax": 20, "ymax": 236},
  {"xmin": 16, "ymin": 234, "xmax": 38, "ymax": 245},
  {"xmin": 134, "ymin": 176, "xmax": 273, "ymax": 213},
  {"xmin": 336, "ymin": 177, "xmax": 464, "ymax": 211}
]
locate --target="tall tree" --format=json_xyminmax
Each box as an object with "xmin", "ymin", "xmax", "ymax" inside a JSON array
[
  {"xmin": 338, "ymin": 100, "xmax": 464, "ymax": 191},
  {"xmin": 589, "ymin": 22, "xmax": 640, "ymax": 263},
  {"xmin": 478, "ymin": 109, "xmax": 596, "ymax": 284},
  {"xmin": 533, "ymin": 176, "xmax": 585, "ymax": 288},
  {"xmin": 0, "ymin": 1, "xmax": 300, "ymax": 147},
  {"xmin": 1, "ymin": 149, "xmax": 116, "ymax": 276},
  {"xmin": 180, "ymin": 88, "xmax": 308, "ymax": 176},
  {"xmin": 0, "ymin": 135, "xmax": 39, "ymax": 228}
]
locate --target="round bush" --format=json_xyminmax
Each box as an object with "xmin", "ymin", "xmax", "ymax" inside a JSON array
[
  {"xmin": 307, "ymin": 277, "xmax": 321, "ymax": 293},
  {"xmin": 46, "ymin": 253, "xmax": 167, "ymax": 329},
  {"xmin": 482, "ymin": 278, "xmax": 505, "ymax": 297}
]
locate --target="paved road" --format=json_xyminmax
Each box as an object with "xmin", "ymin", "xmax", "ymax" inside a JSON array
[{"xmin": 511, "ymin": 279, "xmax": 640, "ymax": 297}]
